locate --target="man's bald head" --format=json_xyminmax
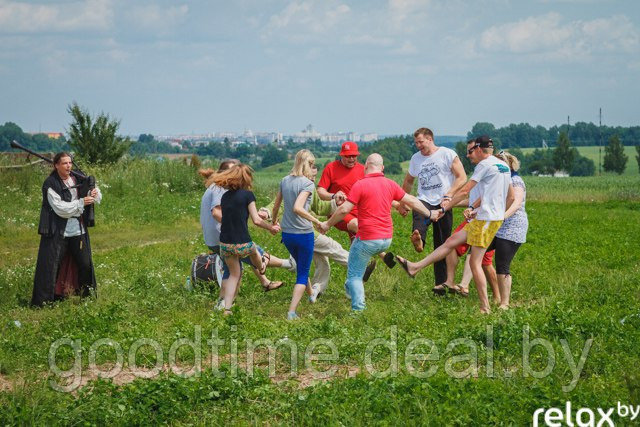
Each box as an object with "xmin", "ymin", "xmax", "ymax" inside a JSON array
[{"xmin": 365, "ymin": 153, "xmax": 384, "ymax": 174}]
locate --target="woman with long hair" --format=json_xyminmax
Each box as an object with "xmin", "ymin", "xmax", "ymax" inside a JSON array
[
  {"xmin": 212, "ymin": 163, "xmax": 280, "ymax": 315},
  {"xmin": 271, "ymin": 149, "xmax": 323, "ymax": 320}
]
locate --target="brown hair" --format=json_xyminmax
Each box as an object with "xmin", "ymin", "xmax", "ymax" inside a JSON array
[
  {"xmin": 212, "ymin": 163, "xmax": 254, "ymax": 190},
  {"xmin": 53, "ymin": 152, "xmax": 72, "ymax": 165},
  {"xmin": 413, "ymin": 127, "xmax": 434, "ymax": 139},
  {"xmin": 198, "ymin": 158, "xmax": 241, "ymax": 187}
]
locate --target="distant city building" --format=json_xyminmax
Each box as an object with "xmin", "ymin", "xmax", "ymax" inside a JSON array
[
  {"xmin": 28, "ymin": 132, "xmax": 64, "ymax": 139},
  {"xmin": 361, "ymin": 133, "xmax": 378, "ymax": 143}
]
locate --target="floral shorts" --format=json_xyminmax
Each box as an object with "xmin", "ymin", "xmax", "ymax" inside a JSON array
[
  {"xmin": 219, "ymin": 241, "xmax": 257, "ymax": 259},
  {"xmin": 463, "ymin": 220, "xmax": 503, "ymax": 249}
]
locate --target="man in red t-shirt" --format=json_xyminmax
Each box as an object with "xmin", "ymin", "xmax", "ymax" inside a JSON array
[
  {"xmin": 319, "ymin": 153, "xmax": 436, "ymax": 311},
  {"xmin": 317, "ymin": 141, "xmax": 365, "ymax": 236}
]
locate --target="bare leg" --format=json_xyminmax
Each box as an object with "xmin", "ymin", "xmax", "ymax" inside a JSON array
[
  {"xmin": 443, "ymin": 250, "xmax": 459, "ymax": 287},
  {"xmin": 288, "ymin": 283, "xmax": 308, "ymax": 315},
  {"xmin": 498, "ymin": 273, "xmax": 512, "ymax": 309},
  {"xmin": 469, "ymin": 246, "xmax": 490, "ymax": 313},
  {"xmin": 401, "ymin": 231, "xmax": 467, "ymax": 276},
  {"xmin": 222, "ymin": 255, "xmax": 241, "ymax": 312},
  {"xmin": 458, "ymin": 255, "xmax": 473, "ymax": 289},
  {"xmin": 483, "ymin": 264, "xmax": 500, "ymax": 305}
]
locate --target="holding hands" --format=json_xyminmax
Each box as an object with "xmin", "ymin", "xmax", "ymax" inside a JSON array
[
  {"xmin": 430, "ymin": 209, "xmax": 444, "ymax": 222},
  {"xmin": 463, "ymin": 208, "xmax": 477, "ymax": 221},
  {"xmin": 333, "ymin": 190, "xmax": 347, "ymax": 206},
  {"xmin": 396, "ymin": 203, "xmax": 409, "ymax": 217},
  {"xmin": 269, "ymin": 222, "xmax": 281, "ymax": 235},
  {"xmin": 316, "ymin": 221, "xmax": 330, "ymax": 234}
]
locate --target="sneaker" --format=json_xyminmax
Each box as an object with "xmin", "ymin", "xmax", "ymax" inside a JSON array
[
  {"xmin": 287, "ymin": 311, "xmax": 299, "ymax": 320},
  {"xmin": 287, "ymin": 256, "xmax": 297, "ymax": 273},
  {"xmin": 344, "ymin": 283, "xmax": 351, "ymax": 300},
  {"xmin": 362, "ymin": 259, "xmax": 377, "ymax": 282},
  {"xmin": 213, "ymin": 298, "xmax": 225, "ymax": 311},
  {"xmin": 309, "ymin": 284, "xmax": 321, "ymax": 303}
]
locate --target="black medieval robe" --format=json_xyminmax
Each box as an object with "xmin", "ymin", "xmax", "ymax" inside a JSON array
[{"xmin": 31, "ymin": 171, "xmax": 97, "ymax": 306}]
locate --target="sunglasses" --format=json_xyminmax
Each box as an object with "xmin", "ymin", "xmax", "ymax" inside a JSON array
[{"xmin": 467, "ymin": 145, "xmax": 479, "ymax": 155}]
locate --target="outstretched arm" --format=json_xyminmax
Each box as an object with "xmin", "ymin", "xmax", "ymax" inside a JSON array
[
  {"xmin": 400, "ymin": 194, "xmax": 433, "ymax": 220},
  {"xmin": 249, "ymin": 201, "xmax": 280, "ymax": 234},
  {"xmin": 271, "ymin": 191, "xmax": 283, "ymax": 224}
]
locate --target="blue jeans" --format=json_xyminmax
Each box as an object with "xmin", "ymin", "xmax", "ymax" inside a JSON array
[
  {"xmin": 345, "ymin": 237, "xmax": 391, "ymax": 311},
  {"xmin": 208, "ymin": 244, "xmax": 264, "ymax": 280}
]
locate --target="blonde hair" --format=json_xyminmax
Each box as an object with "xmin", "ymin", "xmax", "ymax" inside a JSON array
[
  {"xmin": 496, "ymin": 152, "xmax": 520, "ymax": 171},
  {"xmin": 212, "ymin": 163, "xmax": 254, "ymax": 190},
  {"xmin": 290, "ymin": 149, "xmax": 316, "ymax": 180}
]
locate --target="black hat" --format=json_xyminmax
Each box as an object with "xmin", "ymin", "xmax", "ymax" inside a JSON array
[{"xmin": 475, "ymin": 135, "xmax": 493, "ymax": 148}]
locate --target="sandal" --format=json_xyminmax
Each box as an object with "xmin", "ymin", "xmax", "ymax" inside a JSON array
[
  {"xmin": 448, "ymin": 284, "xmax": 469, "ymax": 297},
  {"xmin": 258, "ymin": 252, "xmax": 270, "ymax": 275},
  {"xmin": 262, "ymin": 280, "xmax": 284, "ymax": 292},
  {"xmin": 432, "ymin": 284, "xmax": 448, "ymax": 296},
  {"xmin": 395, "ymin": 255, "xmax": 416, "ymax": 279},
  {"xmin": 382, "ymin": 252, "xmax": 396, "ymax": 268}
]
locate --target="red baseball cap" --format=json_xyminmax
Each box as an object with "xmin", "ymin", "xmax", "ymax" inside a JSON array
[{"xmin": 339, "ymin": 141, "xmax": 359, "ymax": 156}]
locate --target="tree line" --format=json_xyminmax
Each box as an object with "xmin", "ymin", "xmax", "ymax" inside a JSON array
[
  {"xmin": 468, "ymin": 121, "xmax": 640, "ymax": 148},
  {"xmin": 2, "ymin": 107, "xmax": 639, "ymax": 175}
]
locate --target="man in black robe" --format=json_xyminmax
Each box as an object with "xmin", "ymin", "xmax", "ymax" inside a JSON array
[{"xmin": 31, "ymin": 152, "xmax": 101, "ymax": 307}]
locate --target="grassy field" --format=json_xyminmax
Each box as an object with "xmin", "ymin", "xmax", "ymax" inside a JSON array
[
  {"xmin": 1, "ymin": 159, "xmax": 639, "ymax": 425},
  {"xmin": 520, "ymin": 145, "xmax": 639, "ymax": 176}
]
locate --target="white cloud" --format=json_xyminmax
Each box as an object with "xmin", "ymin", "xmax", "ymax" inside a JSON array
[
  {"xmin": 0, "ymin": 0, "xmax": 113, "ymax": 32},
  {"xmin": 262, "ymin": 1, "xmax": 350, "ymax": 41},
  {"xmin": 393, "ymin": 40, "xmax": 418, "ymax": 55},
  {"xmin": 128, "ymin": 4, "xmax": 189, "ymax": 30},
  {"xmin": 478, "ymin": 13, "xmax": 639, "ymax": 60},
  {"xmin": 387, "ymin": 0, "xmax": 432, "ymax": 32}
]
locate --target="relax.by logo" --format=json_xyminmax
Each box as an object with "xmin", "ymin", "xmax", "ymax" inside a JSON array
[{"xmin": 533, "ymin": 402, "xmax": 639, "ymax": 427}]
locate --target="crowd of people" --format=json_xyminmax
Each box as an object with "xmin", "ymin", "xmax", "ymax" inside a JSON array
[{"xmin": 31, "ymin": 128, "xmax": 529, "ymax": 318}]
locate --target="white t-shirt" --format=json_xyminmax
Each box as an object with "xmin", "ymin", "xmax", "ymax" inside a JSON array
[
  {"xmin": 408, "ymin": 147, "xmax": 458, "ymax": 205},
  {"xmin": 470, "ymin": 156, "xmax": 512, "ymax": 221}
]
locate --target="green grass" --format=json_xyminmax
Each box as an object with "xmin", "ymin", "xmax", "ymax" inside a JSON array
[
  {"xmin": 1, "ymin": 160, "xmax": 639, "ymax": 425},
  {"xmin": 520, "ymin": 145, "xmax": 639, "ymax": 175}
]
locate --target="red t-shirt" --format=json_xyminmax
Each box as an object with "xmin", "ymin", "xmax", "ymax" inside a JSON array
[
  {"xmin": 318, "ymin": 160, "xmax": 365, "ymax": 196},
  {"xmin": 347, "ymin": 172, "xmax": 406, "ymax": 240}
]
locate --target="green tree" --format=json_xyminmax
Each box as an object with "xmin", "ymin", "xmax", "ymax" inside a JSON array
[
  {"xmin": 603, "ymin": 135, "xmax": 628, "ymax": 174},
  {"xmin": 570, "ymin": 155, "xmax": 595, "ymax": 177},
  {"xmin": 385, "ymin": 162, "xmax": 402, "ymax": 175},
  {"xmin": 553, "ymin": 132, "xmax": 575, "ymax": 172},
  {"xmin": 67, "ymin": 103, "xmax": 132, "ymax": 165},
  {"xmin": 261, "ymin": 145, "xmax": 287, "ymax": 168},
  {"xmin": 455, "ymin": 141, "xmax": 473, "ymax": 174}
]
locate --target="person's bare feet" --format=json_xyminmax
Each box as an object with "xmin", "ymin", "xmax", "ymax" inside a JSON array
[
  {"xmin": 410, "ymin": 230, "xmax": 423, "ymax": 253},
  {"xmin": 498, "ymin": 304, "xmax": 509, "ymax": 311},
  {"xmin": 479, "ymin": 307, "xmax": 491, "ymax": 314}
]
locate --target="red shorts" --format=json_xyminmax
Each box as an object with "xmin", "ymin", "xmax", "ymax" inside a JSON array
[
  {"xmin": 333, "ymin": 212, "xmax": 357, "ymax": 239},
  {"xmin": 453, "ymin": 220, "xmax": 494, "ymax": 266}
]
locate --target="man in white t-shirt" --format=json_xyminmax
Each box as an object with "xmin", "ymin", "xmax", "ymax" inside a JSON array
[
  {"xmin": 396, "ymin": 136, "xmax": 513, "ymax": 314},
  {"xmin": 400, "ymin": 127, "xmax": 466, "ymax": 294}
]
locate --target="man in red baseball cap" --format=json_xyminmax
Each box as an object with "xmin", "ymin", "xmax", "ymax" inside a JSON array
[{"xmin": 317, "ymin": 141, "xmax": 364, "ymax": 237}]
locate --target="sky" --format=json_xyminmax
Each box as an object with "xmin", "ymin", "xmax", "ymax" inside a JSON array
[{"xmin": 0, "ymin": 0, "xmax": 639, "ymax": 137}]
